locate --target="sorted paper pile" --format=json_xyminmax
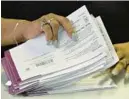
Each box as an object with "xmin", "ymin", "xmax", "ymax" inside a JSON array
[{"xmin": 1, "ymin": 5, "xmax": 118, "ymax": 96}]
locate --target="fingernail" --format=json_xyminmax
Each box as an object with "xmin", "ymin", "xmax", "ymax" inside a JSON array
[
  {"xmin": 47, "ymin": 40, "xmax": 52, "ymax": 45},
  {"xmin": 53, "ymin": 40, "xmax": 58, "ymax": 48},
  {"xmin": 125, "ymin": 73, "xmax": 129, "ymax": 79},
  {"xmin": 112, "ymin": 69, "xmax": 119, "ymax": 75},
  {"xmin": 72, "ymin": 32, "xmax": 78, "ymax": 41}
]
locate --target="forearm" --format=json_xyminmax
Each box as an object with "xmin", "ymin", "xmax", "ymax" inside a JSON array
[{"xmin": 1, "ymin": 18, "xmax": 31, "ymax": 46}]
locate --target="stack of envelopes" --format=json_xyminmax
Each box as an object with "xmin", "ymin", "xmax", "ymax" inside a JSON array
[{"xmin": 1, "ymin": 5, "xmax": 119, "ymax": 96}]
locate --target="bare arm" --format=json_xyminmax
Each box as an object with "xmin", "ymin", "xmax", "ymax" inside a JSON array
[
  {"xmin": 1, "ymin": 18, "xmax": 31, "ymax": 46},
  {"xmin": 1, "ymin": 13, "xmax": 74, "ymax": 47}
]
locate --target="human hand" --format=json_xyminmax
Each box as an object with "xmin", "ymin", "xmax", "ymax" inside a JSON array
[
  {"xmin": 112, "ymin": 42, "xmax": 129, "ymax": 79},
  {"xmin": 22, "ymin": 13, "xmax": 75, "ymax": 47}
]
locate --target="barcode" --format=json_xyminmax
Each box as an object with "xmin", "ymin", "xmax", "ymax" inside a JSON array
[{"xmin": 35, "ymin": 59, "xmax": 53, "ymax": 67}]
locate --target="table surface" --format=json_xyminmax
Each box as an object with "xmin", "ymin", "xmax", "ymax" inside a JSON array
[{"xmin": 1, "ymin": 67, "xmax": 129, "ymax": 99}]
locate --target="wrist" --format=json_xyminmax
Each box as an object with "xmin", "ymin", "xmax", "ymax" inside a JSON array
[
  {"xmin": 15, "ymin": 20, "xmax": 31, "ymax": 43},
  {"xmin": 20, "ymin": 19, "xmax": 42, "ymax": 41}
]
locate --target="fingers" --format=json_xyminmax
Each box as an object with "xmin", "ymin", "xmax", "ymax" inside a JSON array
[
  {"xmin": 113, "ymin": 43, "xmax": 129, "ymax": 79},
  {"xmin": 114, "ymin": 44, "xmax": 120, "ymax": 51},
  {"xmin": 49, "ymin": 19, "xmax": 60, "ymax": 47},
  {"xmin": 114, "ymin": 43, "xmax": 124, "ymax": 51},
  {"xmin": 125, "ymin": 65, "xmax": 129, "ymax": 79},
  {"xmin": 50, "ymin": 20, "xmax": 60, "ymax": 40},
  {"xmin": 42, "ymin": 24, "xmax": 53, "ymax": 43},
  {"xmin": 40, "ymin": 16, "xmax": 60, "ymax": 46},
  {"xmin": 40, "ymin": 13, "xmax": 75, "ymax": 46},
  {"xmin": 43, "ymin": 15, "xmax": 60, "ymax": 47},
  {"xmin": 112, "ymin": 58, "xmax": 128, "ymax": 75},
  {"xmin": 114, "ymin": 44, "xmax": 124, "ymax": 59},
  {"xmin": 116, "ymin": 51, "xmax": 124, "ymax": 59},
  {"xmin": 51, "ymin": 13, "xmax": 74, "ymax": 37}
]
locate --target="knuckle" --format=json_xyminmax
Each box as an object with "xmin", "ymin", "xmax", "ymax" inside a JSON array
[
  {"xmin": 60, "ymin": 17, "xmax": 72, "ymax": 27},
  {"xmin": 41, "ymin": 15, "xmax": 47, "ymax": 20},
  {"xmin": 49, "ymin": 13, "xmax": 55, "ymax": 17},
  {"xmin": 60, "ymin": 16, "xmax": 66, "ymax": 22},
  {"xmin": 66, "ymin": 18, "xmax": 70, "ymax": 22},
  {"xmin": 117, "ymin": 52, "xmax": 123, "ymax": 59}
]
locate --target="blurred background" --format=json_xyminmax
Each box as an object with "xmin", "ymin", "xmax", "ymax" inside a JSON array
[{"xmin": 1, "ymin": 1, "xmax": 129, "ymax": 57}]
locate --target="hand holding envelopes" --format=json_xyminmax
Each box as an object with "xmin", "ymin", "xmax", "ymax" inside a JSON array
[{"xmin": 1, "ymin": 5, "xmax": 118, "ymax": 96}]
